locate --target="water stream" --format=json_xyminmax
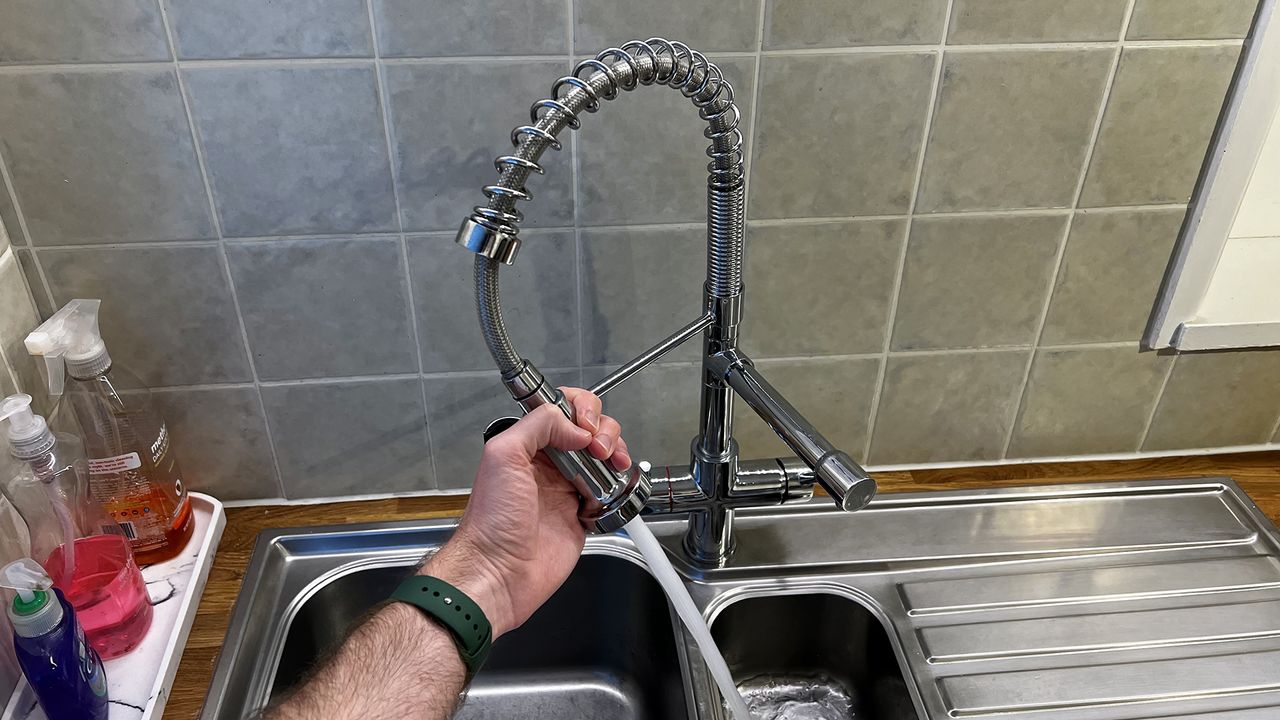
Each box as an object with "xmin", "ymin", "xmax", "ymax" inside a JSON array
[{"xmin": 624, "ymin": 516, "xmax": 754, "ymax": 720}]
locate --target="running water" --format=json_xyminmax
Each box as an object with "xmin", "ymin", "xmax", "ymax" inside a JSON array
[{"xmin": 624, "ymin": 516, "xmax": 755, "ymax": 720}]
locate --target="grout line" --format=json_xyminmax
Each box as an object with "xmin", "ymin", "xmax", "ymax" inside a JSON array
[
  {"xmin": 154, "ymin": 0, "xmax": 289, "ymax": 500},
  {"xmin": 742, "ymin": 0, "xmax": 767, "ymax": 221},
  {"xmin": 0, "ymin": 150, "xmax": 57, "ymax": 312},
  {"xmin": 362, "ymin": 0, "xmax": 439, "ymax": 488},
  {"xmin": 0, "ymin": 39, "xmax": 1246, "ymax": 75},
  {"xmin": 149, "ymin": 381, "xmax": 258, "ymax": 393},
  {"xmin": 863, "ymin": 0, "xmax": 955, "ymax": 461},
  {"xmin": 569, "ymin": 0, "xmax": 585, "ymax": 383},
  {"xmin": 1137, "ymin": 354, "xmax": 1179, "ymax": 450},
  {"xmin": 1000, "ymin": 0, "xmax": 1141, "ymax": 459},
  {"xmin": 29, "ymin": 240, "xmax": 220, "ymax": 251}
]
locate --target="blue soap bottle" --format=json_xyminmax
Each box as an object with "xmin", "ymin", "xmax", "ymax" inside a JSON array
[{"xmin": 2, "ymin": 558, "xmax": 107, "ymax": 720}]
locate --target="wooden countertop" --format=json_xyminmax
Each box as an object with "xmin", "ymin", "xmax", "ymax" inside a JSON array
[{"xmin": 165, "ymin": 450, "xmax": 1280, "ymax": 719}]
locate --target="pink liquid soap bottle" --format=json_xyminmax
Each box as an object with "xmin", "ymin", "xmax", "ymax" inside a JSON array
[{"xmin": 0, "ymin": 394, "xmax": 151, "ymax": 660}]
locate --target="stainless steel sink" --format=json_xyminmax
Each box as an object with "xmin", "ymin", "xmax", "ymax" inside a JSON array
[
  {"xmin": 712, "ymin": 593, "xmax": 916, "ymax": 719},
  {"xmin": 271, "ymin": 556, "xmax": 692, "ymax": 719},
  {"xmin": 203, "ymin": 477, "xmax": 1280, "ymax": 720}
]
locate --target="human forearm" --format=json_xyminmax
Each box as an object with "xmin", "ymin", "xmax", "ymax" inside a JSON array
[{"xmin": 268, "ymin": 601, "xmax": 467, "ymax": 720}]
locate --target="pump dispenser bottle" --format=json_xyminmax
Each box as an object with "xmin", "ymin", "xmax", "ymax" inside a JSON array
[
  {"xmin": 26, "ymin": 300, "xmax": 194, "ymax": 564},
  {"xmin": 2, "ymin": 559, "xmax": 108, "ymax": 720},
  {"xmin": 0, "ymin": 394, "xmax": 151, "ymax": 659}
]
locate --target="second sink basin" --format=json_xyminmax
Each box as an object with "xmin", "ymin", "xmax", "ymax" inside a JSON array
[{"xmin": 712, "ymin": 593, "xmax": 916, "ymax": 719}]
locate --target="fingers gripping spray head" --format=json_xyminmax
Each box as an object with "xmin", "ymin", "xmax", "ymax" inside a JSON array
[{"xmin": 24, "ymin": 299, "xmax": 109, "ymax": 397}]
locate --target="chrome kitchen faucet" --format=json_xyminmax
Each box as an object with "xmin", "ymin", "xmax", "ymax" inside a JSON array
[{"xmin": 455, "ymin": 38, "xmax": 876, "ymax": 567}]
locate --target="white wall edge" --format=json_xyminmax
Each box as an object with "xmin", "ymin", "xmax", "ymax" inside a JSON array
[
  {"xmin": 1174, "ymin": 320, "xmax": 1280, "ymax": 350},
  {"xmin": 1146, "ymin": 0, "xmax": 1280, "ymax": 348}
]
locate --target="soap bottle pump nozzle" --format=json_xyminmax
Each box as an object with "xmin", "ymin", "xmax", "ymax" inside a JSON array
[
  {"xmin": 24, "ymin": 299, "xmax": 108, "ymax": 397},
  {"xmin": 0, "ymin": 394, "xmax": 54, "ymax": 459},
  {"xmin": 0, "ymin": 558, "xmax": 51, "ymax": 606}
]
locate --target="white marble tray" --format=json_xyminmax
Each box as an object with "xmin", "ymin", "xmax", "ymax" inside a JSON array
[{"xmin": 3, "ymin": 493, "xmax": 226, "ymax": 720}]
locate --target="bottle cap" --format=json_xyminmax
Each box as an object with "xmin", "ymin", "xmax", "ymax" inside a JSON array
[
  {"xmin": 0, "ymin": 394, "xmax": 55, "ymax": 460},
  {"xmin": 25, "ymin": 299, "xmax": 110, "ymax": 395},
  {"xmin": 1, "ymin": 558, "xmax": 62, "ymax": 637}
]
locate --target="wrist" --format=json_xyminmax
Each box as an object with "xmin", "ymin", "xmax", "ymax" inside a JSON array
[{"xmin": 419, "ymin": 533, "xmax": 514, "ymax": 638}]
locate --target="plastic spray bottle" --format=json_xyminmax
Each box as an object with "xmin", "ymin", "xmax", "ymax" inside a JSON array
[
  {"xmin": 26, "ymin": 300, "xmax": 194, "ymax": 564},
  {"xmin": 0, "ymin": 394, "xmax": 151, "ymax": 659},
  {"xmin": 1, "ymin": 558, "xmax": 108, "ymax": 720}
]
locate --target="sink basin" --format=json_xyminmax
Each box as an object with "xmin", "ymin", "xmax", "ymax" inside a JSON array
[
  {"xmin": 711, "ymin": 593, "xmax": 915, "ymax": 719},
  {"xmin": 271, "ymin": 556, "xmax": 692, "ymax": 719},
  {"xmin": 204, "ymin": 477, "xmax": 1280, "ymax": 720}
]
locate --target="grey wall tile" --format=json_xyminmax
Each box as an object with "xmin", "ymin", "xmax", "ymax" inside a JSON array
[
  {"xmin": 593, "ymin": 362, "xmax": 700, "ymax": 466},
  {"xmin": 226, "ymin": 237, "xmax": 417, "ymax": 380},
  {"xmin": 1042, "ymin": 208, "xmax": 1184, "ymax": 345},
  {"xmin": 580, "ymin": 226, "xmax": 705, "ymax": 365},
  {"xmin": 1081, "ymin": 46, "xmax": 1241, "ymax": 207},
  {"xmin": 385, "ymin": 60, "xmax": 572, "ymax": 232},
  {"xmin": 0, "ymin": 70, "xmax": 214, "ymax": 246},
  {"xmin": 40, "ymin": 246, "xmax": 253, "ymax": 386},
  {"xmin": 263, "ymin": 378, "xmax": 433, "ymax": 497},
  {"xmin": 917, "ymin": 50, "xmax": 1113, "ymax": 212},
  {"xmin": 1144, "ymin": 351, "xmax": 1280, "ymax": 451},
  {"xmin": 948, "ymin": 0, "xmax": 1127, "ymax": 43},
  {"xmin": 577, "ymin": 57, "xmax": 755, "ymax": 226},
  {"xmin": 151, "ymin": 386, "xmax": 279, "ymax": 501},
  {"xmin": 0, "ymin": 218, "xmax": 8, "ymax": 256},
  {"xmin": 750, "ymin": 53, "xmax": 935, "ymax": 219},
  {"xmin": 891, "ymin": 214, "xmax": 1066, "ymax": 351},
  {"xmin": 376, "ymin": 0, "xmax": 567, "ymax": 57},
  {"xmin": 575, "ymin": 0, "xmax": 759, "ymax": 53},
  {"xmin": 1128, "ymin": 0, "xmax": 1258, "ymax": 39},
  {"xmin": 424, "ymin": 369, "xmax": 579, "ymax": 489},
  {"xmin": 0, "ymin": 250, "xmax": 41, "ymax": 404},
  {"xmin": 0, "ymin": 359, "xmax": 16, "ymax": 399},
  {"xmin": 736, "ymin": 357, "xmax": 881, "ymax": 461},
  {"xmin": 409, "ymin": 231, "xmax": 577, "ymax": 372},
  {"xmin": 13, "ymin": 250, "xmax": 51, "ymax": 318},
  {"xmin": 742, "ymin": 219, "xmax": 905, "ymax": 358},
  {"xmin": 1009, "ymin": 346, "xmax": 1171, "ymax": 457},
  {"xmin": 764, "ymin": 0, "xmax": 945, "ymax": 49},
  {"xmin": 166, "ymin": 0, "xmax": 372, "ymax": 59},
  {"xmin": 185, "ymin": 65, "xmax": 397, "ymax": 237},
  {"xmin": 0, "ymin": 0, "xmax": 168, "ymax": 63},
  {"xmin": 870, "ymin": 350, "xmax": 1028, "ymax": 464}
]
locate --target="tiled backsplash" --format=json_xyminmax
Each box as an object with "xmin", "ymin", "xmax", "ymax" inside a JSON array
[{"xmin": 0, "ymin": 0, "xmax": 1276, "ymax": 502}]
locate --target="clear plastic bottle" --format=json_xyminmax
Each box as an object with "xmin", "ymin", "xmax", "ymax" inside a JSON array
[
  {"xmin": 0, "ymin": 394, "xmax": 151, "ymax": 660},
  {"xmin": 26, "ymin": 300, "xmax": 194, "ymax": 564}
]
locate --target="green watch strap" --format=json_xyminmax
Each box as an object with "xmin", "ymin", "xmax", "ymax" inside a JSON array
[{"xmin": 391, "ymin": 575, "xmax": 493, "ymax": 676}]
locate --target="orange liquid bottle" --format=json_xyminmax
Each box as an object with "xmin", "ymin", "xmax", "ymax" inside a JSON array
[{"xmin": 27, "ymin": 300, "xmax": 195, "ymax": 564}]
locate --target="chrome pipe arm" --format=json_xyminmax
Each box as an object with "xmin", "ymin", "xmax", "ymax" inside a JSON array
[
  {"xmin": 707, "ymin": 351, "xmax": 877, "ymax": 512},
  {"xmin": 589, "ymin": 312, "xmax": 714, "ymax": 397},
  {"xmin": 643, "ymin": 457, "xmax": 817, "ymax": 514}
]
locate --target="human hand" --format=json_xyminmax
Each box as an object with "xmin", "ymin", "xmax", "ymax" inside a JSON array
[{"xmin": 421, "ymin": 388, "xmax": 631, "ymax": 638}]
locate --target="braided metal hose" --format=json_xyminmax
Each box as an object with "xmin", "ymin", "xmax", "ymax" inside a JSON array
[{"xmin": 467, "ymin": 38, "xmax": 746, "ymax": 374}]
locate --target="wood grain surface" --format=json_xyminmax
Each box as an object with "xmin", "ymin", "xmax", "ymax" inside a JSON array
[{"xmin": 164, "ymin": 451, "xmax": 1280, "ymax": 719}]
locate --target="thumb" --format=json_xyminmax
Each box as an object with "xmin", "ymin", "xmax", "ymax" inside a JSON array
[{"xmin": 502, "ymin": 403, "xmax": 593, "ymax": 460}]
